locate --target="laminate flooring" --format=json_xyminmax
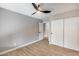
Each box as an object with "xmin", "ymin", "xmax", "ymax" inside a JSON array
[{"xmin": 2, "ymin": 38, "xmax": 79, "ymax": 56}]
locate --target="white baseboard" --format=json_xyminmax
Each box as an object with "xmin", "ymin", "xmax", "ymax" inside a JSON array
[{"xmin": 0, "ymin": 39, "xmax": 42, "ymax": 55}]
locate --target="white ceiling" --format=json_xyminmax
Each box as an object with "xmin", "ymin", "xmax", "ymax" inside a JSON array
[{"xmin": 0, "ymin": 3, "xmax": 79, "ymax": 20}]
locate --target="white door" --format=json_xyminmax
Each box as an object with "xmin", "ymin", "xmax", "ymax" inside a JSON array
[
  {"xmin": 51, "ymin": 19, "xmax": 64, "ymax": 47},
  {"xmin": 64, "ymin": 17, "xmax": 79, "ymax": 51},
  {"xmin": 45, "ymin": 22, "xmax": 50, "ymax": 37},
  {"xmin": 39, "ymin": 23, "xmax": 44, "ymax": 40}
]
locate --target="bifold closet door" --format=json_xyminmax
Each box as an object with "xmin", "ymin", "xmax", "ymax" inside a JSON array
[
  {"xmin": 51, "ymin": 19, "xmax": 64, "ymax": 47},
  {"xmin": 64, "ymin": 17, "xmax": 79, "ymax": 51}
]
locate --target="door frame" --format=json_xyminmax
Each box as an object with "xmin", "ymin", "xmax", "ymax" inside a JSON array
[{"xmin": 38, "ymin": 22, "xmax": 44, "ymax": 40}]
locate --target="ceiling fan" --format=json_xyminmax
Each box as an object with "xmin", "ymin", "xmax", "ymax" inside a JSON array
[{"xmin": 32, "ymin": 3, "xmax": 51, "ymax": 15}]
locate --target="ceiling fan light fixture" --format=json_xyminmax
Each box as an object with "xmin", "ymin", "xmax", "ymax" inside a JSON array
[{"xmin": 37, "ymin": 11, "xmax": 41, "ymax": 14}]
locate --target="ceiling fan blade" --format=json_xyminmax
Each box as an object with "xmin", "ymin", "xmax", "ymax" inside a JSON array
[
  {"xmin": 38, "ymin": 5, "xmax": 40, "ymax": 8},
  {"xmin": 32, "ymin": 12, "xmax": 37, "ymax": 15},
  {"xmin": 40, "ymin": 10, "xmax": 51, "ymax": 13},
  {"xmin": 32, "ymin": 3, "xmax": 38, "ymax": 10}
]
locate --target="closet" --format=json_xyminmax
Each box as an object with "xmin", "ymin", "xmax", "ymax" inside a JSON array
[{"xmin": 49, "ymin": 17, "xmax": 79, "ymax": 51}]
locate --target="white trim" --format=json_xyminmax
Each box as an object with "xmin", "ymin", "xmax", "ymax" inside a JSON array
[{"xmin": 0, "ymin": 39, "xmax": 42, "ymax": 55}]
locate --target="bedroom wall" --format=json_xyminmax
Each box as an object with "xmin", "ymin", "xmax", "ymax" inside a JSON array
[{"xmin": 0, "ymin": 8, "xmax": 42, "ymax": 51}]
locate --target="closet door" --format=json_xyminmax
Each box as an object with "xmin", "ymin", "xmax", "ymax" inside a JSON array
[
  {"xmin": 51, "ymin": 19, "xmax": 64, "ymax": 47},
  {"xmin": 64, "ymin": 17, "xmax": 79, "ymax": 51}
]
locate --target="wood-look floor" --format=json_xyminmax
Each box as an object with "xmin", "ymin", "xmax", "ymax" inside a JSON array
[{"xmin": 2, "ymin": 38, "xmax": 79, "ymax": 56}]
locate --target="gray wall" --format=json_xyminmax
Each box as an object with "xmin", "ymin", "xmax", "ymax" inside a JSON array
[{"xmin": 0, "ymin": 8, "xmax": 42, "ymax": 51}]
